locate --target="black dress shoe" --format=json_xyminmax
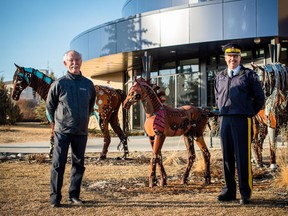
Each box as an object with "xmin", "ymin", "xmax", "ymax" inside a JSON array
[
  {"xmin": 51, "ymin": 202, "xmax": 61, "ymax": 208},
  {"xmin": 68, "ymin": 197, "xmax": 84, "ymax": 205},
  {"xmin": 240, "ymin": 198, "xmax": 250, "ymax": 205},
  {"xmin": 217, "ymin": 193, "xmax": 236, "ymax": 202}
]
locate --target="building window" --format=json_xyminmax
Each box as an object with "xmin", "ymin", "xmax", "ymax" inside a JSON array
[
  {"xmin": 159, "ymin": 61, "xmax": 176, "ymax": 76},
  {"xmin": 255, "ymin": 48, "xmax": 265, "ymax": 59},
  {"xmin": 158, "ymin": 75, "xmax": 176, "ymax": 107},
  {"xmin": 241, "ymin": 50, "xmax": 253, "ymax": 65},
  {"xmin": 150, "ymin": 71, "xmax": 158, "ymax": 78},
  {"xmin": 207, "ymin": 70, "xmax": 216, "ymax": 107},
  {"xmin": 178, "ymin": 59, "xmax": 199, "ymax": 73},
  {"xmin": 177, "ymin": 73, "xmax": 198, "ymax": 106},
  {"xmin": 177, "ymin": 58, "xmax": 199, "ymax": 106},
  {"xmin": 280, "ymin": 47, "xmax": 288, "ymax": 64}
]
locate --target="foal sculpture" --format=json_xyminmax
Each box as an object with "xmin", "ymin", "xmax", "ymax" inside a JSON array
[{"xmin": 123, "ymin": 77, "xmax": 214, "ymax": 187}]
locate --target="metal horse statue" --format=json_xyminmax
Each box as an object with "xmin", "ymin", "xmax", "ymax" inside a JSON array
[
  {"xmin": 123, "ymin": 77, "xmax": 215, "ymax": 188},
  {"xmin": 12, "ymin": 64, "xmax": 129, "ymax": 160},
  {"xmin": 251, "ymin": 63, "xmax": 288, "ymax": 170}
]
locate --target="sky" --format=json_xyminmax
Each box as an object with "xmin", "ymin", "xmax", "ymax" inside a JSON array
[{"xmin": 0, "ymin": 0, "xmax": 127, "ymax": 82}]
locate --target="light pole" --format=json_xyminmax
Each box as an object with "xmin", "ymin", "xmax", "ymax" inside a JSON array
[{"xmin": 0, "ymin": 71, "xmax": 4, "ymax": 79}]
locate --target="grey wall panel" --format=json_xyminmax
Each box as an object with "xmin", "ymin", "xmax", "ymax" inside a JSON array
[
  {"xmin": 257, "ymin": 0, "xmax": 278, "ymax": 37},
  {"xmin": 160, "ymin": 8, "xmax": 190, "ymax": 47},
  {"xmin": 88, "ymin": 29, "xmax": 101, "ymax": 59},
  {"xmin": 100, "ymin": 24, "xmax": 117, "ymax": 56},
  {"xmin": 116, "ymin": 14, "xmax": 161, "ymax": 52},
  {"xmin": 139, "ymin": 13, "xmax": 161, "ymax": 49},
  {"xmin": 123, "ymin": 0, "xmax": 190, "ymax": 17},
  {"xmin": 70, "ymin": 33, "xmax": 89, "ymax": 61},
  {"xmin": 88, "ymin": 26, "xmax": 117, "ymax": 59},
  {"xmin": 189, "ymin": 3, "xmax": 223, "ymax": 43},
  {"xmin": 223, "ymin": 0, "xmax": 257, "ymax": 40},
  {"xmin": 139, "ymin": 0, "xmax": 171, "ymax": 14},
  {"xmin": 116, "ymin": 18, "xmax": 142, "ymax": 52},
  {"xmin": 189, "ymin": 0, "xmax": 222, "ymax": 6},
  {"xmin": 172, "ymin": 0, "xmax": 189, "ymax": 7}
]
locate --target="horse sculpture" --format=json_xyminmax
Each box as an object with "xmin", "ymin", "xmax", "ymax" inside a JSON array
[
  {"xmin": 123, "ymin": 77, "xmax": 215, "ymax": 188},
  {"xmin": 12, "ymin": 64, "xmax": 129, "ymax": 160},
  {"xmin": 251, "ymin": 63, "xmax": 288, "ymax": 170}
]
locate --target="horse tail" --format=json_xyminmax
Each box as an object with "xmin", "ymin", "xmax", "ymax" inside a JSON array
[
  {"xmin": 202, "ymin": 107, "xmax": 219, "ymax": 118},
  {"xmin": 116, "ymin": 89, "xmax": 130, "ymax": 137},
  {"xmin": 201, "ymin": 108, "xmax": 219, "ymax": 134}
]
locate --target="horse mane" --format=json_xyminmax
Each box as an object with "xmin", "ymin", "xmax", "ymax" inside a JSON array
[
  {"xmin": 23, "ymin": 68, "xmax": 54, "ymax": 101},
  {"xmin": 136, "ymin": 77, "xmax": 166, "ymax": 103}
]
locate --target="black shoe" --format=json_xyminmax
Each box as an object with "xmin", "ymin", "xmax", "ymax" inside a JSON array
[
  {"xmin": 68, "ymin": 197, "xmax": 83, "ymax": 205},
  {"xmin": 51, "ymin": 202, "xmax": 61, "ymax": 208},
  {"xmin": 240, "ymin": 198, "xmax": 250, "ymax": 205},
  {"xmin": 217, "ymin": 193, "xmax": 236, "ymax": 202}
]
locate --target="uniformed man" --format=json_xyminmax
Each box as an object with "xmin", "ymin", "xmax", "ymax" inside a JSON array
[{"xmin": 214, "ymin": 43, "xmax": 265, "ymax": 205}]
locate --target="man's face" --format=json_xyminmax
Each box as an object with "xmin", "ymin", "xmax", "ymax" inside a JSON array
[
  {"xmin": 225, "ymin": 54, "xmax": 241, "ymax": 70},
  {"xmin": 64, "ymin": 51, "xmax": 82, "ymax": 74}
]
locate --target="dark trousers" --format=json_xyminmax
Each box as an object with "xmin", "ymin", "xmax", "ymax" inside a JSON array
[
  {"xmin": 219, "ymin": 116, "xmax": 253, "ymax": 199},
  {"xmin": 50, "ymin": 131, "xmax": 87, "ymax": 204}
]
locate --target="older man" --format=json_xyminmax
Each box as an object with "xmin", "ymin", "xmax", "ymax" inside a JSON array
[{"xmin": 46, "ymin": 50, "xmax": 96, "ymax": 207}]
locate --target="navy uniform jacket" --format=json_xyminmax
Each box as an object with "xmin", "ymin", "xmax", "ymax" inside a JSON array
[
  {"xmin": 214, "ymin": 65, "xmax": 264, "ymax": 117},
  {"xmin": 46, "ymin": 72, "xmax": 96, "ymax": 135}
]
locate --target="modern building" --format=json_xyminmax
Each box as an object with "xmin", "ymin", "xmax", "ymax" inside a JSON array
[{"xmin": 71, "ymin": 0, "xmax": 288, "ymax": 130}]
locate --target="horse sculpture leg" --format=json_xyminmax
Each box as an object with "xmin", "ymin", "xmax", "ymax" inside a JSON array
[
  {"xmin": 157, "ymin": 153, "xmax": 167, "ymax": 187},
  {"xmin": 267, "ymin": 127, "xmax": 277, "ymax": 170},
  {"xmin": 98, "ymin": 119, "xmax": 111, "ymax": 160},
  {"xmin": 181, "ymin": 135, "xmax": 211, "ymax": 185},
  {"xmin": 109, "ymin": 113, "xmax": 129, "ymax": 159},
  {"xmin": 257, "ymin": 124, "xmax": 267, "ymax": 167},
  {"xmin": 252, "ymin": 118, "xmax": 260, "ymax": 165},
  {"xmin": 181, "ymin": 134, "xmax": 196, "ymax": 185},
  {"xmin": 195, "ymin": 136, "xmax": 211, "ymax": 185},
  {"xmin": 252, "ymin": 120, "xmax": 267, "ymax": 168},
  {"xmin": 148, "ymin": 134, "xmax": 166, "ymax": 188},
  {"xmin": 149, "ymin": 156, "xmax": 157, "ymax": 188}
]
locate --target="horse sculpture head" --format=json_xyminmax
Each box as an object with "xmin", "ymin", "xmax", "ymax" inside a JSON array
[
  {"xmin": 123, "ymin": 78, "xmax": 145, "ymax": 109},
  {"xmin": 12, "ymin": 64, "xmax": 54, "ymax": 101},
  {"xmin": 12, "ymin": 64, "xmax": 30, "ymax": 101},
  {"xmin": 123, "ymin": 77, "xmax": 165, "ymax": 110}
]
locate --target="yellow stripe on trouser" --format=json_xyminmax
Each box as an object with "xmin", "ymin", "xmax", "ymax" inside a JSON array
[{"xmin": 247, "ymin": 117, "xmax": 253, "ymax": 196}]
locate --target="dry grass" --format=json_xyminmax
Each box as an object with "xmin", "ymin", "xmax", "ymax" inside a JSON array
[
  {"xmin": 0, "ymin": 122, "xmax": 51, "ymax": 143},
  {"xmin": 273, "ymin": 149, "xmax": 288, "ymax": 190},
  {"xmin": 1, "ymin": 123, "xmax": 288, "ymax": 215}
]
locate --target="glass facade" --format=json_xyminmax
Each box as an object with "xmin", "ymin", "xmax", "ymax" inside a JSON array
[
  {"xmin": 72, "ymin": 0, "xmax": 285, "ymax": 60},
  {"xmin": 70, "ymin": 0, "xmax": 288, "ymax": 130}
]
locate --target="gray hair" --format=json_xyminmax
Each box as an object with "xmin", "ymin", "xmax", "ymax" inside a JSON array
[{"xmin": 63, "ymin": 50, "xmax": 82, "ymax": 61}]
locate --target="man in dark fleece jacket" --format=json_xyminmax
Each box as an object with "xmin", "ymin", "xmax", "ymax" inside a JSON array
[
  {"xmin": 214, "ymin": 43, "xmax": 264, "ymax": 205},
  {"xmin": 46, "ymin": 50, "xmax": 96, "ymax": 208}
]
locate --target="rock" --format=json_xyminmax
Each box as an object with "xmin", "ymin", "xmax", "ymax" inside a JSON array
[
  {"xmin": 17, "ymin": 153, "xmax": 24, "ymax": 159},
  {"xmin": 0, "ymin": 155, "xmax": 8, "ymax": 161}
]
